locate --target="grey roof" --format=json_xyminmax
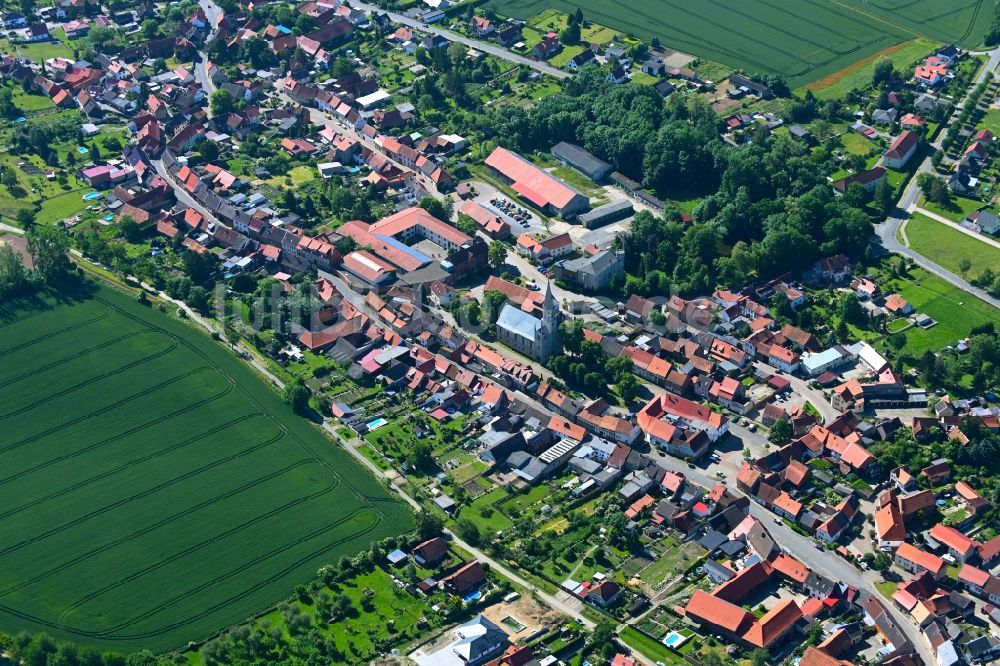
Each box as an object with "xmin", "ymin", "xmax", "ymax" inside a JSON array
[
  {"xmin": 550, "ymin": 141, "xmax": 611, "ymax": 176},
  {"xmin": 697, "ymin": 529, "xmax": 728, "ymax": 552},
  {"xmin": 497, "ymin": 302, "xmax": 543, "ymax": 342},
  {"xmin": 506, "ymin": 450, "xmax": 547, "ymax": 481},
  {"xmin": 451, "ymin": 614, "xmax": 508, "ymax": 662},
  {"xmin": 937, "ymin": 640, "xmax": 960, "ymax": 666},
  {"xmin": 559, "ymin": 250, "xmax": 620, "ymax": 277},
  {"xmin": 719, "ymin": 540, "xmax": 745, "ymax": 557},
  {"xmin": 433, "ymin": 494, "xmax": 455, "ymax": 510},
  {"xmin": 578, "ymin": 200, "xmax": 633, "ymax": 225},
  {"xmin": 704, "ymin": 559, "xmax": 735, "ymax": 582}
]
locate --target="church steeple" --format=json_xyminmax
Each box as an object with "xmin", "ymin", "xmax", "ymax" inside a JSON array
[{"xmin": 541, "ymin": 279, "xmax": 557, "ymax": 332}]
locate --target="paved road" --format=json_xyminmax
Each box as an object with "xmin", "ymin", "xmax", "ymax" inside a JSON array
[
  {"xmin": 101, "ymin": 258, "xmax": 596, "ymax": 628},
  {"xmin": 284, "ymin": 92, "xmax": 444, "ymax": 198},
  {"xmin": 151, "ymin": 158, "xmax": 228, "ymax": 229},
  {"xmin": 349, "ymin": 0, "xmax": 570, "ymax": 80},
  {"xmin": 752, "ymin": 361, "xmax": 839, "ymax": 424},
  {"xmin": 642, "ymin": 446, "xmax": 935, "ymax": 665},
  {"xmin": 874, "ymin": 47, "xmax": 1000, "ymax": 313},
  {"xmin": 195, "ymin": 0, "xmax": 221, "ymax": 104},
  {"xmin": 0, "ymin": 222, "xmax": 24, "ymax": 235}
]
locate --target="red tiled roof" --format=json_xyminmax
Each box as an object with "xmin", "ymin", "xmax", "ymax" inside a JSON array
[
  {"xmin": 929, "ymin": 523, "xmax": 978, "ymax": 555},
  {"xmin": 684, "ymin": 590, "xmax": 754, "ymax": 633},
  {"xmin": 896, "ymin": 542, "xmax": 945, "ymax": 575},
  {"xmin": 485, "ymin": 146, "xmax": 582, "ymax": 209},
  {"xmin": 743, "ymin": 599, "xmax": 802, "ymax": 648},
  {"xmin": 343, "ymin": 250, "xmax": 395, "ymax": 282},
  {"xmin": 885, "ymin": 130, "xmax": 918, "ymax": 161},
  {"xmin": 958, "ymin": 563, "xmax": 990, "ymax": 588},
  {"xmin": 371, "ymin": 206, "xmax": 471, "ymax": 247}
]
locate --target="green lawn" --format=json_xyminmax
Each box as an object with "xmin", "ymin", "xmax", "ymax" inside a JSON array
[
  {"xmin": 978, "ymin": 109, "xmax": 1000, "ymax": 137},
  {"xmin": 0, "ymin": 38, "xmax": 73, "ymax": 62},
  {"xmin": 891, "ymin": 267, "xmax": 1000, "ymax": 353},
  {"xmin": 0, "ymin": 282, "xmax": 411, "ymax": 652},
  {"xmin": 457, "ymin": 487, "xmax": 514, "ymax": 534},
  {"xmin": 906, "ymin": 213, "xmax": 1000, "ymax": 282},
  {"xmin": 185, "ymin": 565, "xmax": 442, "ymax": 665},
  {"xmin": 8, "ymin": 84, "xmax": 55, "ymax": 112},
  {"xmin": 840, "ymin": 132, "xmax": 875, "ymax": 156},
  {"xmin": 876, "ymin": 581, "xmax": 899, "ymax": 598},
  {"xmin": 0, "ymin": 150, "xmax": 92, "ymax": 223},
  {"xmin": 921, "ymin": 195, "xmax": 984, "ymax": 222},
  {"xmin": 620, "ymin": 627, "xmax": 687, "ymax": 665},
  {"xmin": 548, "ymin": 44, "xmax": 585, "ymax": 67},
  {"xmin": 264, "ymin": 165, "xmax": 316, "ymax": 188},
  {"xmin": 639, "ymin": 541, "xmax": 706, "ymax": 588}
]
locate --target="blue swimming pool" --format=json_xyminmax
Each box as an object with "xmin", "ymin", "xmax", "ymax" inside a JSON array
[
  {"xmin": 77, "ymin": 146, "xmax": 89, "ymax": 154},
  {"xmin": 83, "ymin": 192, "xmax": 101, "ymax": 200},
  {"xmin": 367, "ymin": 417, "xmax": 388, "ymax": 430},
  {"xmin": 663, "ymin": 631, "xmax": 689, "ymax": 648},
  {"xmin": 463, "ymin": 589, "xmax": 481, "ymax": 603}
]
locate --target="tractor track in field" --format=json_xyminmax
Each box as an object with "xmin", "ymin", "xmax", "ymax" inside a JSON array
[
  {"xmin": 0, "ymin": 414, "xmax": 263, "ymax": 514},
  {"xmin": 0, "ymin": 427, "xmax": 296, "ymax": 559},
  {"xmin": 0, "ymin": 366, "xmax": 227, "ymax": 457},
  {"xmin": 0, "ymin": 288, "xmax": 408, "ymax": 648},
  {"xmin": 96, "ymin": 296, "xmax": 385, "ymax": 511},
  {"xmin": 89, "ymin": 512, "xmax": 381, "ymax": 639},
  {"xmin": 0, "ymin": 337, "xmax": 180, "ymax": 421},
  {"xmin": 58, "ymin": 500, "xmax": 361, "ymax": 623},
  {"xmin": 0, "ymin": 328, "xmax": 161, "ymax": 388},
  {"xmin": 0, "ymin": 306, "xmax": 113, "ymax": 358}
]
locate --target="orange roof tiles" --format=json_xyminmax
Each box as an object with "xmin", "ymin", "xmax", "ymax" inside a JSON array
[
  {"xmin": 685, "ymin": 590, "xmax": 754, "ymax": 633},
  {"xmin": 743, "ymin": 599, "xmax": 802, "ymax": 648},
  {"xmin": 896, "ymin": 542, "xmax": 945, "ymax": 575}
]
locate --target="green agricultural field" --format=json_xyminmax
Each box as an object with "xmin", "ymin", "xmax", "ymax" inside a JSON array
[
  {"xmin": 487, "ymin": 0, "xmax": 990, "ymax": 87},
  {"xmin": 0, "ymin": 283, "xmax": 411, "ymax": 652}
]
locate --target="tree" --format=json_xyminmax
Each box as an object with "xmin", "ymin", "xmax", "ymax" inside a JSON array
[
  {"xmin": 26, "ymin": 225, "xmax": 71, "ymax": 284},
  {"xmin": 916, "ymin": 172, "xmax": 949, "ymax": 205},
  {"xmin": 210, "ymin": 89, "xmax": 236, "ymax": 116},
  {"xmin": 617, "ymin": 372, "xmax": 641, "ymax": 405},
  {"xmin": 872, "ymin": 56, "xmax": 894, "ymax": 86},
  {"xmin": 560, "ymin": 21, "xmax": 580, "ymax": 45},
  {"xmin": 769, "ymin": 418, "xmax": 792, "ymax": 446},
  {"xmin": 749, "ymin": 648, "xmax": 770, "ymax": 666},
  {"xmin": 416, "ymin": 510, "xmax": 444, "ymax": 540},
  {"xmin": 15, "ymin": 207, "xmax": 35, "ymax": 231},
  {"xmin": 487, "ymin": 240, "xmax": 506, "ymax": 269},
  {"xmin": 456, "ymin": 518, "xmax": 481, "ymax": 546},
  {"xmin": 223, "ymin": 318, "xmax": 239, "ymax": 351},
  {"xmin": 561, "ymin": 319, "xmax": 584, "ymax": 355},
  {"xmin": 873, "ymin": 179, "xmax": 895, "ymax": 214},
  {"xmin": 959, "ymin": 257, "xmax": 972, "ymax": 277},
  {"xmin": 186, "ymin": 285, "xmax": 211, "ymax": 313},
  {"xmin": 283, "ymin": 379, "xmax": 310, "ymax": 415},
  {"xmin": 418, "ymin": 195, "xmax": 451, "ymax": 221},
  {"xmin": 406, "ymin": 440, "xmax": 433, "ymax": 471},
  {"xmin": 0, "ymin": 243, "xmax": 33, "ymax": 297},
  {"xmin": 455, "ymin": 213, "xmax": 478, "ymax": 236},
  {"xmin": 588, "ymin": 622, "xmax": 616, "ymax": 661},
  {"xmin": 118, "ymin": 215, "xmax": 144, "ymax": 243}
]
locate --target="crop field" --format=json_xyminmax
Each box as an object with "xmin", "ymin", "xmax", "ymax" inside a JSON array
[
  {"xmin": 487, "ymin": 0, "xmax": 991, "ymax": 87},
  {"xmin": 0, "ymin": 283, "xmax": 412, "ymax": 652}
]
